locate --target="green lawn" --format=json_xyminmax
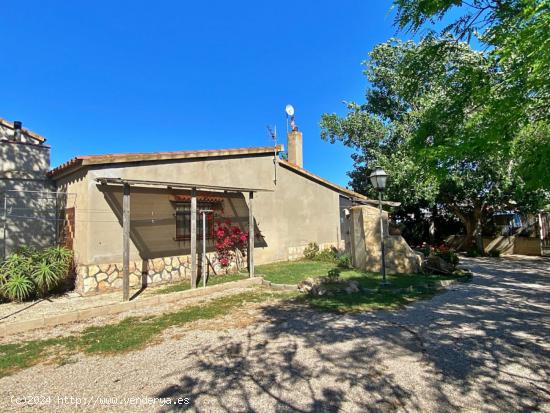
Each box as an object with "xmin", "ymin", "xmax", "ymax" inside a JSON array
[
  {"xmin": 256, "ymin": 259, "xmax": 457, "ymax": 288},
  {"xmin": 257, "ymin": 259, "xmax": 469, "ymax": 312},
  {"xmin": 153, "ymin": 273, "xmax": 248, "ymax": 295}
]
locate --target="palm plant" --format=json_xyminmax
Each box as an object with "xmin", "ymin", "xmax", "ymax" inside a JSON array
[
  {"xmin": 42, "ymin": 246, "xmax": 73, "ymax": 275},
  {"xmin": 0, "ymin": 246, "xmax": 73, "ymax": 301},
  {"xmin": 0, "ymin": 253, "xmax": 35, "ymax": 301},
  {"xmin": 32, "ymin": 259, "xmax": 62, "ymax": 297},
  {"xmin": 1, "ymin": 273, "xmax": 34, "ymax": 302}
]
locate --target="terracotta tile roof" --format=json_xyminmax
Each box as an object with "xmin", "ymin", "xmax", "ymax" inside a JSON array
[
  {"xmin": 278, "ymin": 159, "xmax": 368, "ymax": 201},
  {"xmin": 48, "ymin": 145, "xmax": 284, "ymax": 178},
  {"xmin": 0, "ymin": 117, "xmax": 46, "ymax": 143}
]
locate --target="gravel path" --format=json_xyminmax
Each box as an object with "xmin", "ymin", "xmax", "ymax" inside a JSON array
[{"xmin": 1, "ymin": 256, "xmax": 549, "ymax": 412}]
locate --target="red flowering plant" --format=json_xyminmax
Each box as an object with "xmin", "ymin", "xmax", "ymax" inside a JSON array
[
  {"xmin": 432, "ymin": 243, "xmax": 459, "ymax": 267},
  {"xmin": 214, "ymin": 219, "xmax": 248, "ymax": 268}
]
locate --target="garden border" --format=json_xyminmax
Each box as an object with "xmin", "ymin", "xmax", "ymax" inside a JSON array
[
  {"xmin": 0, "ymin": 275, "xmax": 471, "ymax": 337},
  {"xmin": 0, "ymin": 277, "xmax": 262, "ymax": 337}
]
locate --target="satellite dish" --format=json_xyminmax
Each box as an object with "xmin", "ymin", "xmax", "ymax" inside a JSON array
[{"xmin": 285, "ymin": 104, "xmax": 295, "ymax": 117}]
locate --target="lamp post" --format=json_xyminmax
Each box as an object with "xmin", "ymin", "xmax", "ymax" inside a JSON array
[{"xmin": 369, "ymin": 167, "xmax": 388, "ymax": 286}]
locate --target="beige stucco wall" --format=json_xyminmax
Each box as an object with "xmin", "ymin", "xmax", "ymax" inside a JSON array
[
  {"xmin": 54, "ymin": 154, "xmax": 344, "ymax": 277},
  {"xmin": 483, "ymin": 236, "xmax": 541, "ymax": 256}
]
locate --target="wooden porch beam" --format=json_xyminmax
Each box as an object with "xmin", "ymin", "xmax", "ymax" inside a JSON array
[
  {"xmin": 122, "ymin": 183, "xmax": 130, "ymax": 301},
  {"xmin": 190, "ymin": 187, "xmax": 197, "ymax": 288},
  {"xmin": 248, "ymin": 191, "xmax": 254, "ymax": 278}
]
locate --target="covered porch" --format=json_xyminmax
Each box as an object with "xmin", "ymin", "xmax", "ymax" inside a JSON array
[{"xmin": 95, "ymin": 177, "xmax": 272, "ymax": 301}]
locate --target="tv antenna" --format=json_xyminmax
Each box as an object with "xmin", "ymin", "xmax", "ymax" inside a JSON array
[{"xmin": 267, "ymin": 125, "xmax": 278, "ymax": 185}]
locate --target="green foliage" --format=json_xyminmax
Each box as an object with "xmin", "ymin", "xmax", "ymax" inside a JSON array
[
  {"xmin": 32, "ymin": 260, "xmax": 62, "ymax": 297},
  {"xmin": 303, "ymin": 242, "xmax": 320, "ymax": 259},
  {"xmin": 433, "ymin": 250, "xmax": 459, "ymax": 267},
  {"xmin": 303, "ymin": 244, "xmax": 353, "ymax": 269},
  {"xmin": 512, "ymin": 121, "xmax": 550, "ymax": 191},
  {"xmin": 314, "ymin": 247, "xmax": 339, "ymax": 263},
  {"xmin": 0, "ymin": 246, "xmax": 73, "ymax": 302},
  {"xmin": 336, "ymin": 253, "xmax": 352, "ymax": 269},
  {"xmin": 390, "ymin": 0, "xmax": 550, "ymax": 190},
  {"xmin": 321, "ymin": 35, "xmax": 549, "ymax": 247},
  {"xmin": 1, "ymin": 273, "xmax": 35, "ymax": 302}
]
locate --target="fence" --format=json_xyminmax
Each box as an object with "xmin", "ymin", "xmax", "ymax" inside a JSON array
[{"xmin": 0, "ymin": 190, "xmax": 76, "ymax": 259}]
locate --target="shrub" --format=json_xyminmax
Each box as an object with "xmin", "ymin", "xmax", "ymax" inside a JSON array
[
  {"xmin": 0, "ymin": 253, "xmax": 34, "ymax": 301},
  {"xmin": 434, "ymin": 250, "xmax": 459, "ymax": 267},
  {"xmin": 303, "ymin": 242, "xmax": 320, "ymax": 260},
  {"xmin": 0, "ymin": 245, "xmax": 73, "ymax": 302},
  {"xmin": 32, "ymin": 260, "xmax": 62, "ymax": 297},
  {"xmin": 315, "ymin": 247, "xmax": 339, "ymax": 262},
  {"xmin": 214, "ymin": 219, "xmax": 248, "ymax": 268},
  {"xmin": 1, "ymin": 273, "xmax": 34, "ymax": 302},
  {"xmin": 336, "ymin": 253, "xmax": 352, "ymax": 269}
]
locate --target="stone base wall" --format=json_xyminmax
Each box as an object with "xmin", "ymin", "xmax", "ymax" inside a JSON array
[
  {"xmin": 350, "ymin": 205, "xmax": 422, "ymax": 274},
  {"xmin": 76, "ymin": 252, "xmax": 242, "ymax": 295},
  {"xmin": 287, "ymin": 241, "xmax": 345, "ymax": 261}
]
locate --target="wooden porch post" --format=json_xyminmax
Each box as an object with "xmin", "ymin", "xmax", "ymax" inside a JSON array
[
  {"xmin": 122, "ymin": 183, "xmax": 130, "ymax": 301},
  {"xmin": 248, "ymin": 191, "xmax": 254, "ymax": 278},
  {"xmin": 190, "ymin": 187, "xmax": 197, "ymax": 288}
]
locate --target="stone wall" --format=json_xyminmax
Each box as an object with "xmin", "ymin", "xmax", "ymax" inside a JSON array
[
  {"xmin": 76, "ymin": 252, "xmax": 242, "ymax": 295},
  {"xmin": 349, "ymin": 205, "xmax": 422, "ymax": 274},
  {"xmin": 287, "ymin": 241, "xmax": 346, "ymax": 261}
]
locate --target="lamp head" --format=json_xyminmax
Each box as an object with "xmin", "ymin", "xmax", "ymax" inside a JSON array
[{"xmin": 369, "ymin": 167, "xmax": 388, "ymax": 191}]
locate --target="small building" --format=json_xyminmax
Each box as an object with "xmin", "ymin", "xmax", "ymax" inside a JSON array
[
  {"xmin": 46, "ymin": 130, "xmax": 369, "ymax": 295},
  {"xmin": 0, "ymin": 118, "xmax": 57, "ymax": 258}
]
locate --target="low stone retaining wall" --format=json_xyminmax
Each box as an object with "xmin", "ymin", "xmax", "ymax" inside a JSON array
[
  {"xmin": 76, "ymin": 253, "xmax": 242, "ymax": 295},
  {"xmin": 0, "ymin": 277, "xmax": 262, "ymax": 337},
  {"xmin": 287, "ymin": 241, "xmax": 345, "ymax": 261}
]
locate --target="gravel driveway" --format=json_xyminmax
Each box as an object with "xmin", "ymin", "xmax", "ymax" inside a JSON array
[{"xmin": 1, "ymin": 256, "xmax": 549, "ymax": 412}]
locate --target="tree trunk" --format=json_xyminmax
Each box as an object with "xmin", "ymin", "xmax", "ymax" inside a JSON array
[
  {"xmin": 449, "ymin": 204, "xmax": 482, "ymax": 252},
  {"xmin": 463, "ymin": 219, "xmax": 476, "ymax": 250}
]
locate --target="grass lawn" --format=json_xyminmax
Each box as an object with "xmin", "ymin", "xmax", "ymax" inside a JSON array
[
  {"xmin": 152, "ymin": 273, "xmax": 248, "ymax": 295},
  {"xmin": 257, "ymin": 259, "xmax": 458, "ymax": 287},
  {"xmin": 0, "ymin": 288, "xmax": 294, "ymax": 378},
  {"xmin": 257, "ymin": 259, "xmax": 470, "ymax": 312}
]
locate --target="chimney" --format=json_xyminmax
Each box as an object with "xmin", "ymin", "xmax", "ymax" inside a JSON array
[
  {"xmin": 287, "ymin": 130, "xmax": 303, "ymax": 168},
  {"xmin": 13, "ymin": 121, "xmax": 22, "ymax": 141}
]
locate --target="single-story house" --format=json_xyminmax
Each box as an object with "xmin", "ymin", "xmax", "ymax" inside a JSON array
[{"xmin": 47, "ymin": 130, "xmax": 371, "ymax": 295}]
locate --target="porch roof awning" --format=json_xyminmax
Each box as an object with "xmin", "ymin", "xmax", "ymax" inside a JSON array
[
  {"xmin": 95, "ymin": 177, "xmax": 273, "ymax": 193},
  {"xmin": 355, "ymin": 199, "xmax": 402, "ymax": 207}
]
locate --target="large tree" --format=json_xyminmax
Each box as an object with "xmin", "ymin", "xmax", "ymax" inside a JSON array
[
  {"xmin": 392, "ymin": 0, "xmax": 550, "ymax": 189},
  {"xmin": 321, "ymin": 37, "xmax": 546, "ymax": 248}
]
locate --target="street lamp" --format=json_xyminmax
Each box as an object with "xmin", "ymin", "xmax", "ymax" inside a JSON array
[{"xmin": 369, "ymin": 167, "xmax": 389, "ymax": 286}]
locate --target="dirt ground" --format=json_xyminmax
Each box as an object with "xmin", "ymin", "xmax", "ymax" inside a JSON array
[{"xmin": 0, "ymin": 256, "xmax": 548, "ymax": 412}]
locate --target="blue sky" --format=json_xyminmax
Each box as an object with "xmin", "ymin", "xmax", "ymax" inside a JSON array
[{"xmin": 2, "ymin": 0, "xmax": 403, "ymax": 187}]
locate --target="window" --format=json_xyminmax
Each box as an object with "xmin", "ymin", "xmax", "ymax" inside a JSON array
[{"xmin": 174, "ymin": 201, "xmax": 220, "ymax": 241}]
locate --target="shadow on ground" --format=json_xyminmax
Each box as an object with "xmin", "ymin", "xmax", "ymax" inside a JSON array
[{"xmin": 153, "ymin": 257, "xmax": 550, "ymax": 412}]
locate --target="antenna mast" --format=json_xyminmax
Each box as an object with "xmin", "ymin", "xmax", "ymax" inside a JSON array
[{"xmin": 267, "ymin": 125, "xmax": 278, "ymax": 185}]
